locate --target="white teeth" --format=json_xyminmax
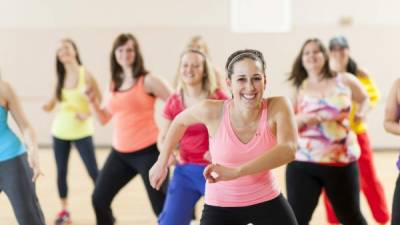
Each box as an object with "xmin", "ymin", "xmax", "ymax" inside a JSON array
[{"xmin": 243, "ymin": 94, "xmax": 256, "ymax": 100}]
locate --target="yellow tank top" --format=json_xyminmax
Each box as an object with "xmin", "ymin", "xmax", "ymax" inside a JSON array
[{"xmin": 51, "ymin": 67, "xmax": 94, "ymax": 140}]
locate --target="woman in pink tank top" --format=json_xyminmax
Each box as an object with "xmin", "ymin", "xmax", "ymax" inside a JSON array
[
  {"xmin": 87, "ymin": 33, "xmax": 172, "ymax": 225},
  {"xmin": 150, "ymin": 49, "xmax": 298, "ymax": 225}
]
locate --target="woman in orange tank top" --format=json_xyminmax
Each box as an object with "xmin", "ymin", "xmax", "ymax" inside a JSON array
[{"xmin": 87, "ymin": 33, "xmax": 172, "ymax": 225}]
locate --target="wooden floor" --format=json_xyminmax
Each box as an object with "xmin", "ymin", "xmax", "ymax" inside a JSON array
[{"xmin": 0, "ymin": 148, "xmax": 398, "ymax": 225}]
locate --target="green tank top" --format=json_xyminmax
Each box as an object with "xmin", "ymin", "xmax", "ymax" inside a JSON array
[{"xmin": 51, "ymin": 67, "xmax": 94, "ymax": 140}]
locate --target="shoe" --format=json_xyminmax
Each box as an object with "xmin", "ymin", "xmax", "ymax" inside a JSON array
[
  {"xmin": 190, "ymin": 220, "xmax": 199, "ymax": 225},
  {"xmin": 54, "ymin": 210, "xmax": 71, "ymax": 225}
]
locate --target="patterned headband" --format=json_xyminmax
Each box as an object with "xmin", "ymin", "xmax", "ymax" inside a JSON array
[{"xmin": 227, "ymin": 51, "xmax": 259, "ymax": 70}]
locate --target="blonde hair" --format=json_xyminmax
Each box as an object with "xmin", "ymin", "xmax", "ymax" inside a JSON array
[
  {"xmin": 175, "ymin": 49, "xmax": 218, "ymax": 96},
  {"xmin": 186, "ymin": 35, "xmax": 210, "ymax": 57}
]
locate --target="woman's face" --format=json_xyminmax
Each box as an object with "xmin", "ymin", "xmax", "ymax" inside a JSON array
[
  {"xmin": 114, "ymin": 39, "xmax": 136, "ymax": 67},
  {"xmin": 228, "ymin": 58, "xmax": 266, "ymax": 107},
  {"xmin": 179, "ymin": 52, "xmax": 205, "ymax": 87},
  {"xmin": 302, "ymin": 41, "xmax": 325, "ymax": 73},
  {"xmin": 329, "ymin": 46, "xmax": 349, "ymax": 72},
  {"xmin": 57, "ymin": 41, "xmax": 77, "ymax": 64}
]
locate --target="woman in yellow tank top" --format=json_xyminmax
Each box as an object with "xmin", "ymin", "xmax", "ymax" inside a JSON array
[{"xmin": 43, "ymin": 38, "xmax": 102, "ymax": 225}]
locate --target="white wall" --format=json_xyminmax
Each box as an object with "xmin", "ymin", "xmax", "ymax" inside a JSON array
[{"xmin": 1, "ymin": 0, "xmax": 400, "ymax": 148}]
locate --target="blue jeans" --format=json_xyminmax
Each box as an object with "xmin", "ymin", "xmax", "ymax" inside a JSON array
[{"xmin": 159, "ymin": 164, "xmax": 206, "ymax": 225}]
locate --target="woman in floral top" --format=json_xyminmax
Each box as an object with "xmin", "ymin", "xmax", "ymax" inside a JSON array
[{"xmin": 286, "ymin": 38, "xmax": 369, "ymax": 225}]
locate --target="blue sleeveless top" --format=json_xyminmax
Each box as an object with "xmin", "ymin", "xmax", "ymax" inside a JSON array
[{"xmin": 0, "ymin": 106, "xmax": 25, "ymax": 161}]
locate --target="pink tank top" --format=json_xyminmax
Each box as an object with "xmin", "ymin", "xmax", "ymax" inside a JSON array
[
  {"xmin": 106, "ymin": 76, "xmax": 158, "ymax": 152},
  {"xmin": 205, "ymin": 100, "xmax": 280, "ymax": 207}
]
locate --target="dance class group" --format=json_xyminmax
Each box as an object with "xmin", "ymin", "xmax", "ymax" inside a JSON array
[{"xmin": 1, "ymin": 33, "xmax": 399, "ymax": 225}]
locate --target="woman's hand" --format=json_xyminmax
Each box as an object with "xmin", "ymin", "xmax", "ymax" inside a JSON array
[
  {"xmin": 85, "ymin": 86, "xmax": 97, "ymax": 104},
  {"xmin": 27, "ymin": 148, "xmax": 43, "ymax": 182},
  {"xmin": 75, "ymin": 112, "xmax": 90, "ymax": 121},
  {"xmin": 149, "ymin": 160, "xmax": 168, "ymax": 190},
  {"xmin": 203, "ymin": 164, "xmax": 240, "ymax": 183}
]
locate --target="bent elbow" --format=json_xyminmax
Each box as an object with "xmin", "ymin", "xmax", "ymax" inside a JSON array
[{"xmin": 286, "ymin": 142, "xmax": 297, "ymax": 162}]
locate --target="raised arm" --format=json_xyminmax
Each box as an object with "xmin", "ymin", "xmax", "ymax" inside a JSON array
[
  {"xmin": 384, "ymin": 78, "xmax": 400, "ymax": 135},
  {"xmin": 204, "ymin": 97, "xmax": 297, "ymax": 183},
  {"xmin": 4, "ymin": 82, "xmax": 43, "ymax": 182}
]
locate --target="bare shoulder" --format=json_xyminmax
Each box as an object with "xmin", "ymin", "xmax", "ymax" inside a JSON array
[
  {"xmin": 0, "ymin": 80, "xmax": 12, "ymax": 95},
  {"xmin": 356, "ymin": 69, "xmax": 370, "ymax": 78},
  {"xmin": 392, "ymin": 78, "xmax": 400, "ymax": 98},
  {"xmin": 143, "ymin": 73, "xmax": 159, "ymax": 87},
  {"xmin": 393, "ymin": 78, "xmax": 400, "ymax": 88},
  {"xmin": 0, "ymin": 81, "xmax": 13, "ymax": 105},
  {"xmin": 0, "ymin": 80, "xmax": 6, "ymax": 100},
  {"xmin": 144, "ymin": 73, "xmax": 157, "ymax": 82},
  {"xmin": 267, "ymin": 96, "xmax": 291, "ymax": 110},
  {"xmin": 338, "ymin": 72, "xmax": 359, "ymax": 86},
  {"xmin": 267, "ymin": 96, "xmax": 292, "ymax": 119},
  {"xmin": 199, "ymin": 99, "xmax": 225, "ymax": 119},
  {"xmin": 339, "ymin": 72, "xmax": 355, "ymax": 81}
]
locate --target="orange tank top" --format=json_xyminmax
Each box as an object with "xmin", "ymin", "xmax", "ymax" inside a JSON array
[{"xmin": 106, "ymin": 76, "xmax": 158, "ymax": 152}]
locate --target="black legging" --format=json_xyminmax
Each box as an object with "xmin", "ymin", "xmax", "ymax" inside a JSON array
[
  {"xmin": 53, "ymin": 136, "xmax": 98, "ymax": 198},
  {"xmin": 200, "ymin": 194, "xmax": 298, "ymax": 225},
  {"xmin": 91, "ymin": 144, "xmax": 167, "ymax": 225},
  {"xmin": 392, "ymin": 173, "xmax": 400, "ymax": 225},
  {"xmin": 286, "ymin": 161, "xmax": 367, "ymax": 225}
]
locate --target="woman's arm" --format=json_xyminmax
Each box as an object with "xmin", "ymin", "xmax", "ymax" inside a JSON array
[
  {"xmin": 357, "ymin": 70, "xmax": 380, "ymax": 108},
  {"xmin": 4, "ymin": 82, "xmax": 43, "ymax": 182},
  {"xmin": 76, "ymin": 71, "xmax": 103, "ymax": 121},
  {"xmin": 384, "ymin": 78, "xmax": 400, "ymax": 135},
  {"xmin": 42, "ymin": 94, "xmax": 57, "ymax": 112},
  {"xmin": 156, "ymin": 117, "xmax": 178, "ymax": 165},
  {"xmin": 86, "ymin": 71, "xmax": 103, "ymax": 104},
  {"xmin": 342, "ymin": 73, "xmax": 369, "ymax": 122},
  {"xmin": 86, "ymin": 85, "xmax": 112, "ymax": 125},
  {"xmin": 144, "ymin": 74, "xmax": 173, "ymax": 101},
  {"xmin": 204, "ymin": 97, "xmax": 297, "ymax": 183},
  {"xmin": 149, "ymin": 100, "xmax": 221, "ymax": 190}
]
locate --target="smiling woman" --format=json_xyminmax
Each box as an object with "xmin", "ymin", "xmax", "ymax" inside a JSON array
[
  {"xmin": 152, "ymin": 49, "xmax": 227, "ymax": 225},
  {"xmin": 87, "ymin": 33, "xmax": 172, "ymax": 225},
  {"xmin": 149, "ymin": 49, "xmax": 298, "ymax": 225},
  {"xmin": 286, "ymin": 38, "xmax": 369, "ymax": 225},
  {"xmin": 42, "ymin": 38, "xmax": 101, "ymax": 225}
]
